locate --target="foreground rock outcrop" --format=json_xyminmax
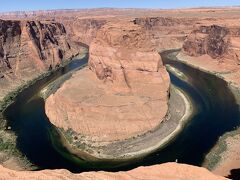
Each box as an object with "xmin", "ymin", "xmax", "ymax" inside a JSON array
[
  {"xmin": 45, "ymin": 21, "xmax": 170, "ymax": 160},
  {"xmin": 0, "ymin": 162, "xmax": 228, "ymax": 180},
  {"xmin": 0, "ymin": 19, "xmax": 82, "ymax": 101}
]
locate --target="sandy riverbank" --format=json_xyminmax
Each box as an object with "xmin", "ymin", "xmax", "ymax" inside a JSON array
[{"xmin": 211, "ymin": 130, "xmax": 240, "ymax": 177}]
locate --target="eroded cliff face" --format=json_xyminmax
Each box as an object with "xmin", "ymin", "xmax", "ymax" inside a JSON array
[
  {"xmin": 179, "ymin": 24, "xmax": 240, "ymax": 86},
  {"xmin": 0, "ymin": 163, "xmax": 228, "ymax": 180},
  {"xmin": 182, "ymin": 25, "xmax": 240, "ymax": 61},
  {"xmin": 46, "ymin": 21, "xmax": 170, "ymax": 145},
  {"xmin": 133, "ymin": 17, "xmax": 184, "ymax": 28},
  {"xmin": 0, "ymin": 19, "xmax": 80, "ymax": 100},
  {"xmin": 61, "ymin": 18, "xmax": 107, "ymax": 45},
  {"xmin": 88, "ymin": 21, "xmax": 169, "ymax": 93},
  {"xmin": 133, "ymin": 17, "xmax": 194, "ymax": 51}
]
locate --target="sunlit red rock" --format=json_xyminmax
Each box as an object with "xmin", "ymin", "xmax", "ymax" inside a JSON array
[
  {"xmin": 0, "ymin": 19, "xmax": 81, "ymax": 100},
  {"xmin": 0, "ymin": 163, "xmax": 228, "ymax": 180},
  {"xmin": 45, "ymin": 21, "xmax": 170, "ymax": 143}
]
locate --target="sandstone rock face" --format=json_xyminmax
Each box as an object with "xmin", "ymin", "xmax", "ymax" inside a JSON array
[
  {"xmin": 0, "ymin": 19, "xmax": 80, "ymax": 100},
  {"xmin": 133, "ymin": 17, "xmax": 184, "ymax": 28},
  {"xmin": 183, "ymin": 25, "xmax": 229, "ymax": 58},
  {"xmin": 0, "ymin": 20, "xmax": 21, "ymax": 74},
  {"xmin": 46, "ymin": 21, "xmax": 170, "ymax": 144},
  {"xmin": 88, "ymin": 21, "xmax": 168, "ymax": 93},
  {"xmin": 133, "ymin": 17, "xmax": 194, "ymax": 51},
  {"xmin": 183, "ymin": 25, "xmax": 240, "ymax": 62},
  {"xmin": 0, "ymin": 163, "xmax": 228, "ymax": 180},
  {"xmin": 62, "ymin": 18, "xmax": 107, "ymax": 45},
  {"xmin": 0, "ymin": 10, "xmax": 108, "ymax": 46}
]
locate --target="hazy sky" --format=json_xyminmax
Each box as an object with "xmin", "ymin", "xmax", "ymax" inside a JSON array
[{"xmin": 0, "ymin": 0, "xmax": 239, "ymax": 12}]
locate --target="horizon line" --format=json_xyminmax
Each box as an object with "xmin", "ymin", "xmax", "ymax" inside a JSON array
[{"xmin": 0, "ymin": 5, "xmax": 240, "ymax": 14}]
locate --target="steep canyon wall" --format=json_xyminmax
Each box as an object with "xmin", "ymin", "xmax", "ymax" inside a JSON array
[{"xmin": 0, "ymin": 19, "xmax": 81, "ymax": 100}]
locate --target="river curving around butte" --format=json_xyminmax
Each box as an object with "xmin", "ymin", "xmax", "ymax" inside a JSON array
[{"xmin": 2, "ymin": 50, "xmax": 240, "ymax": 172}]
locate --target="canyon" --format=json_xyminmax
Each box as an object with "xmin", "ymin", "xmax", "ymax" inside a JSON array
[
  {"xmin": 46, "ymin": 21, "xmax": 170, "ymax": 143},
  {"xmin": 0, "ymin": 19, "xmax": 84, "ymax": 102},
  {"xmin": 1, "ymin": 7, "xmax": 240, "ymax": 180},
  {"xmin": 43, "ymin": 20, "xmax": 177, "ymax": 166}
]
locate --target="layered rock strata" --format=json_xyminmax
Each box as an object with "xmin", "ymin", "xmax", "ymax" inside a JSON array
[
  {"xmin": 45, "ymin": 21, "xmax": 170, "ymax": 158},
  {"xmin": 61, "ymin": 18, "xmax": 107, "ymax": 45},
  {"xmin": 183, "ymin": 25, "xmax": 238, "ymax": 59},
  {"xmin": 133, "ymin": 17, "xmax": 195, "ymax": 51},
  {"xmin": 0, "ymin": 19, "xmax": 81, "ymax": 101},
  {"xmin": 180, "ymin": 24, "xmax": 240, "ymax": 86}
]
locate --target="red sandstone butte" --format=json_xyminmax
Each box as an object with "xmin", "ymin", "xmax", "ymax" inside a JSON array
[{"xmin": 45, "ymin": 21, "xmax": 170, "ymax": 143}]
